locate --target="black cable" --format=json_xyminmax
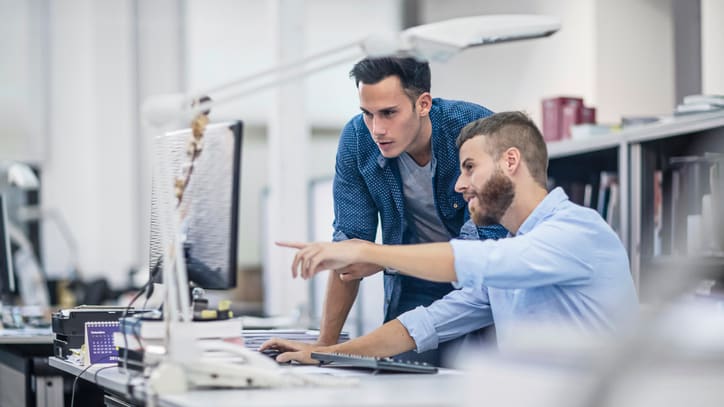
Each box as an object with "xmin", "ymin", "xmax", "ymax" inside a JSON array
[
  {"xmin": 120, "ymin": 259, "xmax": 162, "ymax": 393},
  {"xmin": 70, "ymin": 355, "xmax": 113, "ymax": 407}
]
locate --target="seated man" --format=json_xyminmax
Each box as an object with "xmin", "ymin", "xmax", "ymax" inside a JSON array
[{"xmin": 263, "ymin": 111, "xmax": 639, "ymax": 363}]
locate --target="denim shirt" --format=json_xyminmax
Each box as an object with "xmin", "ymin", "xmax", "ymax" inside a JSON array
[{"xmin": 332, "ymin": 98, "xmax": 508, "ymax": 321}]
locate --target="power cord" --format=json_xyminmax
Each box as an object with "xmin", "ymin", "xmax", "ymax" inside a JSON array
[
  {"xmin": 70, "ymin": 356, "xmax": 114, "ymax": 407},
  {"xmin": 120, "ymin": 259, "xmax": 162, "ymax": 396}
]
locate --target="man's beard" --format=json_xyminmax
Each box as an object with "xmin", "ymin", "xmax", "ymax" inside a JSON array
[{"xmin": 470, "ymin": 168, "xmax": 515, "ymax": 226}]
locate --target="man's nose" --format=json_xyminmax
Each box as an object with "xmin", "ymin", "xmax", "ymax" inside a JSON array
[
  {"xmin": 454, "ymin": 175, "xmax": 465, "ymax": 193},
  {"xmin": 372, "ymin": 117, "xmax": 385, "ymax": 136}
]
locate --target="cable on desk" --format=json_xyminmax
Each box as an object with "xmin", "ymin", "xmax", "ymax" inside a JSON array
[
  {"xmin": 120, "ymin": 260, "xmax": 161, "ymax": 386},
  {"xmin": 70, "ymin": 355, "xmax": 113, "ymax": 407}
]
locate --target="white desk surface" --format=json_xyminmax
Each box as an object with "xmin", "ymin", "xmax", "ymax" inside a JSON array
[
  {"xmin": 0, "ymin": 327, "xmax": 53, "ymax": 344},
  {"xmin": 49, "ymin": 356, "xmax": 467, "ymax": 407}
]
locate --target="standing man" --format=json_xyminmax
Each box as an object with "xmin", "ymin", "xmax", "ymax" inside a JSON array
[{"xmin": 319, "ymin": 57, "xmax": 507, "ymax": 365}]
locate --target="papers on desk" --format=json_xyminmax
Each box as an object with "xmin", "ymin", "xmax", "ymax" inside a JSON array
[
  {"xmin": 241, "ymin": 330, "xmax": 351, "ymax": 351},
  {"xmin": 0, "ymin": 326, "xmax": 52, "ymax": 336}
]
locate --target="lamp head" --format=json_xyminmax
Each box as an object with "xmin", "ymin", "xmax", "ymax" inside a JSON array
[{"xmin": 396, "ymin": 14, "xmax": 561, "ymax": 62}]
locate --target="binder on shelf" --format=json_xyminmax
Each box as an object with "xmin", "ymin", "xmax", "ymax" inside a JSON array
[
  {"xmin": 666, "ymin": 154, "xmax": 723, "ymax": 256},
  {"xmin": 653, "ymin": 170, "xmax": 663, "ymax": 256},
  {"xmin": 596, "ymin": 171, "xmax": 618, "ymax": 220},
  {"xmin": 708, "ymin": 156, "xmax": 724, "ymax": 252},
  {"xmin": 606, "ymin": 183, "xmax": 620, "ymax": 232}
]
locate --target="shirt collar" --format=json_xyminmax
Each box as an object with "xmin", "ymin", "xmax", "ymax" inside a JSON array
[{"xmin": 516, "ymin": 187, "xmax": 569, "ymax": 235}]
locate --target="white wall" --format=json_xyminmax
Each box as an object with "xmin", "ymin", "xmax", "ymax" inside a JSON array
[
  {"xmin": 0, "ymin": 0, "xmax": 48, "ymax": 163},
  {"xmin": 593, "ymin": 0, "xmax": 675, "ymax": 121},
  {"xmin": 42, "ymin": 0, "xmax": 137, "ymax": 286},
  {"xmin": 184, "ymin": 0, "xmax": 397, "ymax": 127},
  {"xmin": 420, "ymin": 0, "xmax": 596, "ymax": 124},
  {"xmin": 420, "ymin": 0, "xmax": 677, "ymax": 124}
]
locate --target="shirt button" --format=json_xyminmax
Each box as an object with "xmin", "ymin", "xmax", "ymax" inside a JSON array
[{"xmin": 453, "ymin": 203, "xmax": 458, "ymax": 209}]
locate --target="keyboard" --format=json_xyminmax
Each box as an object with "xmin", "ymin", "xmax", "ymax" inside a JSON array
[{"xmin": 310, "ymin": 352, "xmax": 438, "ymax": 374}]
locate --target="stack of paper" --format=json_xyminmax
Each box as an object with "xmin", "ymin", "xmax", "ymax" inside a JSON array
[{"xmin": 241, "ymin": 330, "xmax": 351, "ymax": 351}]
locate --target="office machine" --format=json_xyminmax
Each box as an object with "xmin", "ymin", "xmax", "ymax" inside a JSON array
[{"xmin": 51, "ymin": 305, "xmax": 148, "ymax": 359}]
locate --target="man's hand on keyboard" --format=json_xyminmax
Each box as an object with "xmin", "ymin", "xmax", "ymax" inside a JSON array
[{"xmin": 259, "ymin": 338, "xmax": 327, "ymax": 365}]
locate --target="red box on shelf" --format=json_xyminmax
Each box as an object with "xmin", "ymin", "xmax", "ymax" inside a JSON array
[
  {"xmin": 582, "ymin": 106, "xmax": 596, "ymax": 124},
  {"xmin": 541, "ymin": 97, "xmax": 583, "ymax": 142}
]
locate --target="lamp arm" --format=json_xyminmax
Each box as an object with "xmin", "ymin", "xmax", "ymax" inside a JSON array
[{"xmin": 142, "ymin": 40, "xmax": 366, "ymax": 126}]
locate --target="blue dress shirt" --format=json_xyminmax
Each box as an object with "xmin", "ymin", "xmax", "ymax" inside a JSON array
[{"xmin": 397, "ymin": 187, "xmax": 639, "ymax": 352}]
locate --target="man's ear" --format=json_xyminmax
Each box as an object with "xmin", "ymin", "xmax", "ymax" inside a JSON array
[
  {"xmin": 502, "ymin": 147, "xmax": 522, "ymax": 174},
  {"xmin": 417, "ymin": 92, "xmax": 432, "ymax": 116}
]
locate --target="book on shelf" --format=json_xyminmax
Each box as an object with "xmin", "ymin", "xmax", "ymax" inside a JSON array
[
  {"xmin": 596, "ymin": 171, "xmax": 618, "ymax": 220},
  {"xmin": 682, "ymin": 94, "xmax": 724, "ymax": 106},
  {"xmin": 570, "ymin": 124, "xmax": 613, "ymax": 140},
  {"xmin": 675, "ymin": 94, "xmax": 724, "ymax": 115},
  {"xmin": 653, "ymin": 170, "xmax": 663, "ymax": 256},
  {"xmin": 620, "ymin": 116, "xmax": 660, "ymax": 127},
  {"xmin": 605, "ymin": 183, "xmax": 620, "ymax": 232},
  {"xmin": 674, "ymin": 103, "xmax": 724, "ymax": 115},
  {"xmin": 665, "ymin": 154, "xmax": 724, "ymax": 256},
  {"xmin": 708, "ymin": 156, "xmax": 724, "ymax": 252}
]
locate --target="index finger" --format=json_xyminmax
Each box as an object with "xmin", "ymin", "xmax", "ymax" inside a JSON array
[{"xmin": 275, "ymin": 241, "xmax": 309, "ymax": 249}]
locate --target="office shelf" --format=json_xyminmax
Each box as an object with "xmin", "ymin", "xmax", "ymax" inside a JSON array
[{"xmin": 546, "ymin": 111, "xmax": 724, "ymax": 294}]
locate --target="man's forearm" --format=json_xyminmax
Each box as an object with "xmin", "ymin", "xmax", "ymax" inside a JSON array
[
  {"xmin": 329, "ymin": 319, "xmax": 416, "ymax": 358},
  {"xmin": 317, "ymin": 271, "xmax": 360, "ymax": 345},
  {"xmin": 360, "ymin": 242, "xmax": 457, "ymax": 282}
]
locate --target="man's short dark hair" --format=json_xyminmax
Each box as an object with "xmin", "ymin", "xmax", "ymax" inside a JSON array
[
  {"xmin": 456, "ymin": 111, "xmax": 549, "ymax": 188},
  {"xmin": 349, "ymin": 57, "xmax": 431, "ymax": 102}
]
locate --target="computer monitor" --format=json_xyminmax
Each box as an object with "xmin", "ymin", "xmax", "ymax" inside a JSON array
[
  {"xmin": 149, "ymin": 121, "xmax": 242, "ymax": 289},
  {"xmin": 0, "ymin": 194, "xmax": 17, "ymax": 301}
]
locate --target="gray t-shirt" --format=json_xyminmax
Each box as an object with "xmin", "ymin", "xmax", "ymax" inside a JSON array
[{"xmin": 397, "ymin": 152, "xmax": 452, "ymax": 244}]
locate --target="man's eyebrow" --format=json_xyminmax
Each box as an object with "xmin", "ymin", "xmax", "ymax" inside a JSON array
[{"xmin": 360, "ymin": 105, "xmax": 399, "ymax": 114}]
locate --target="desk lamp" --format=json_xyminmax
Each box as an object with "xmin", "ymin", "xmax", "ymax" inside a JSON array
[{"xmin": 142, "ymin": 14, "xmax": 561, "ymax": 398}]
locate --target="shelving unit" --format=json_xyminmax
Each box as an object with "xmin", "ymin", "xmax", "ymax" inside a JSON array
[{"xmin": 546, "ymin": 110, "xmax": 724, "ymax": 295}]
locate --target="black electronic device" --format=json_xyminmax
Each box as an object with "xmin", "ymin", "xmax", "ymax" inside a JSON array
[
  {"xmin": 149, "ymin": 121, "xmax": 243, "ymax": 289},
  {"xmin": 51, "ymin": 305, "xmax": 149, "ymax": 359},
  {"xmin": 310, "ymin": 352, "xmax": 438, "ymax": 374},
  {"xmin": 0, "ymin": 194, "xmax": 16, "ymax": 302}
]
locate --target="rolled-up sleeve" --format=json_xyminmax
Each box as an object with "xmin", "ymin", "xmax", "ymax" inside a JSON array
[{"xmin": 397, "ymin": 286, "xmax": 493, "ymax": 353}]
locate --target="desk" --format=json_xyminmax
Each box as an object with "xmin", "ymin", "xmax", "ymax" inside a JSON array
[
  {"xmin": 49, "ymin": 356, "xmax": 466, "ymax": 407},
  {"xmin": 0, "ymin": 328, "xmax": 62, "ymax": 407}
]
